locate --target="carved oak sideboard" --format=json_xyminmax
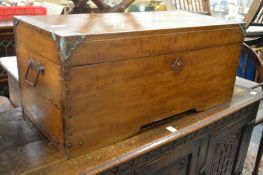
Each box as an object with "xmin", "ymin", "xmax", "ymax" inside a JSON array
[
  {"xmin": 0, "ymin": 21, "xmax": 15, "ymax": 97},
  {"xmin": 0, "ymin": 78, "xmax": 262, "ymax": 175}
]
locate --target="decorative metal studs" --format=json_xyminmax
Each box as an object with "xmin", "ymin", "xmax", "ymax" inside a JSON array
[
  {"xmin": 67, "ymin": 131, "xmax": 73, "ymax": 137},
  {"xmin": 65, "ymin": 88, "xmax": 70, "ymax": 93},
  {"xmin": 66, "ymin": 105, "xmax": 71, "ymax": 111},
  {"xmin": 67, "ymin": 143, "xmax": 72, "ymax": 148}
]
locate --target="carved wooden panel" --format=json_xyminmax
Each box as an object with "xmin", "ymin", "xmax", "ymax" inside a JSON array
[
  {"xmin": 136, "ymin": 154, "xmax": 189, "ymax": 175},
  {"xmin": 206, "ymin": 124, "xmax": 242, "ymax": 175},
  {"xmin": 135, "ymin": 140, "xmax": 201, "ymax": 175},
  {"xmin": 208, "ymin": 135, "xmax": 239, "ymax": 175}
]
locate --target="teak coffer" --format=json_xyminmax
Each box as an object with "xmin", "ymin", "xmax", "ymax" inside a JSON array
[{"xmin": 15, "ymin": 11, "xmax": 244, "ymax": 158}]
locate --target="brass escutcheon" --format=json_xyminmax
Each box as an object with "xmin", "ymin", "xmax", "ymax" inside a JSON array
[{"xmin": 171, "ymin": 58, "xmax": 183, "ymax": 73}]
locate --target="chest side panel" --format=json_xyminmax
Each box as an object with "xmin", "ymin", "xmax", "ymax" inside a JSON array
[
  {"xmin": 16, "ymin": 22, "xmax": 64, "ymax": 151},
  {"xmin": 15, "ymin": 22, "xmax": 61, "ymax": 65}
]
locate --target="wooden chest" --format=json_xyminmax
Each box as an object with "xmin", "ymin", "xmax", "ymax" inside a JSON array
[{"xmin": 15, "ymin": 11, "xmax": 244, "ymax": 158}]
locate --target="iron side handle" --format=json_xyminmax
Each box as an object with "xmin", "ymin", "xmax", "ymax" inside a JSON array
[{"xmin": 25, "ymin": 59, "xmax": 45, "ymax": 87}]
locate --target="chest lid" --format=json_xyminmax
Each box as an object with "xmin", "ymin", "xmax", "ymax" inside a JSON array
[{"xmin": 15, "ymin": 11, "xmax": 245, "ymax": 66}]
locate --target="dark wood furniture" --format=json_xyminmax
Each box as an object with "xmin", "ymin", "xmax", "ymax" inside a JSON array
[
  {"xmin": 242, "ymin": 43, "xmax": 263, "ymax": 83},
  {"xmin": 235, "ymin": 1, "xmax": 263, "ymax": 82},
  {"xmin": 244, "ymin": 0, "xmax": 263, "ymax": 47},
  {"xmin": 0, "ymin": 21, "xmax": 15, "ymax": 97},
  {"xmin": 69, "ymin": 0, "xmax": 135, "ymax": 14},
  {"xmin": 15, "ymin": 11, "xmax": 244, "ymax": 158},
  {"xmin": 244, "ymin": 0, "xmax": 263, "ymax": 37},
  {"xmin": 0, "ymin": 78, "xmax": 262, "ymax": 175},
  {"xmin": 239, "ymin": 1, "xmax": 263, "ymax": 82},
  {"xmin": 173, "ymin": 0, "xmax": 210, "ymax": 15}
]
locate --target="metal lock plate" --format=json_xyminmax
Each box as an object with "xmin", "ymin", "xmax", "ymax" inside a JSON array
[{"xmin": 171, "ymin": 58, "xmax": 183, "ymax": 73}]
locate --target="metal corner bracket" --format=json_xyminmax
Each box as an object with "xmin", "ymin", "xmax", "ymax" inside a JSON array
[
  {"xmin": 52, "ymin": 34, "xmax": 86, "ymax": 63},
  {"xmin": 238, "ymin": 23, "xmax": 246, "ymax": 38}
]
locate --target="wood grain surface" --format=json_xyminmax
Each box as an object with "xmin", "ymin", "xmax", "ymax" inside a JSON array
[
  {"xmin": 15, "ymin": 35, "xmax": 64, "ymax": 151},
  {"xmin": 15, "ymin": 11, "xmax": 244, "ymax": 37},
  {"xmin": 67, "ymin": 44, "xmax": 241, "ymax": 157},
  {"xmin": 15, "ymin": 11, "xmax": 244, "ymax": 158}
]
